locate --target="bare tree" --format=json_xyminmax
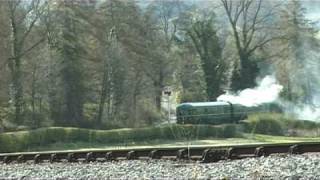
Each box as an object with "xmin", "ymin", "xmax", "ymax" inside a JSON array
[
  {"xmin": 221, "ymin": 0, "xmax": 281, "ymax": 90},
  {"xmin": 95, "ymin": 27, "xmax": 117, "ymax": 126},
  {"xmin": 144, "ymin": 0, "xmax": 182, "ymax": 111},
  {"xmin": 7, "ymin": 0, "xmax": 45, "ymax": 124}
]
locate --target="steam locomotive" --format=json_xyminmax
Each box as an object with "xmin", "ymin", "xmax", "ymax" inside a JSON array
[{"xmin": 176, "ymin": 101, "xmax": 279, "ymax": 124}]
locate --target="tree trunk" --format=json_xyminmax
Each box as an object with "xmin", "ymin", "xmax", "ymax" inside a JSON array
[
  {"xmin": 9, "ymin": 13, "xmax": 24, "ymax": 124},
  {"xmin": 154, "ymin": 70, "xmax": 164, "ymax": 112},
  {"xmin": 231, "ymin": 53, "xmax": 259, "ymax": 91},
  {"xmin": 132, "ymin": 93, "xmax": 137, "ymax": 126},
  {"xmin": 96, "ymin": 65, "xmax": 108, "ymax": 127},
  {"xmin": 12, "ymin": 66, "xmax": 23, "ymax": 124},
  {"xmin": 31, "ymin": 65, "xmax": 36, "ymax": 128}
]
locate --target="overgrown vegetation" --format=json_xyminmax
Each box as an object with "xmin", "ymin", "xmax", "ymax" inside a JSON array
[
  {"xmin": 0, "ymin": 124, "xmax": 238, "ymax": 153},
  {"xmin": 243, "ymin": 113, "xmax": 320, "ymax": 136},
  {"xmin": 2, "ymin": 113, "xmax": 320, "ymax": 153}
]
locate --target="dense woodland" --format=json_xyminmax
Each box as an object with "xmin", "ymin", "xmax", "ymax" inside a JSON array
[{"xmin": 0, "ymin": 0, "xmax": 319, "ymax": 132}]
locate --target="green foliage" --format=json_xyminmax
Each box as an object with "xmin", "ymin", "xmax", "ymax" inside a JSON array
[
  {"xmin": 0, "ymin": 124, "xmax": 239, "ymax": 153},
  {"xmin": 283, "ymin": 119, "xmax": 320, "ymax": 130},
  {"xmin": 0, "ymin": 107, "xmax": 14, "ymax": 131},
  {"xmin": 83, "ymin": 103, "xmax": 98, "ymax": 127},
  {"xmin": 243, "ymin": 113, "xmax": 320, "ymax": 136},
  {"xmin": 178, "ymin": 90, "xmax": 207, "ymax": 103},
  {"xmin": 243, "ymin": 113, "xmax": 287, "ymax": 135},
  {"xmin": 0, "ymin": 104, "xmax": 52, "ymax": 131},
  {"xmin": 138, "ymin": 104, "xmax": 164, "ymax": 126},
  {"xmin": 187, "ymin": 13, "xmax": 225, "ymax": 101},
  {"xmin": 249, "ymin": 117, "xmax": 283, "ymax": 135}
]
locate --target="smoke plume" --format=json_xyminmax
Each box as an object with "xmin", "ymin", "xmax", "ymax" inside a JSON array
[
  {"xmin": 217, "ymin": 75, "xmax": 283, "ymax": 107},
  {"xmin": 216, "ymin": 75, "xmax": 320, "ymax": 121},
  {"xmin": 281, "ymin": 101, "xmax": 320, "ymax": 121}
]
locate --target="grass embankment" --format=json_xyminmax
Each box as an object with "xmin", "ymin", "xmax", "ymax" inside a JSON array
[
  {"xmin": 0, "ymin": 124, "xmax": 238, "ymax": 153},
  {"xmin": 1, "ymin": 113, "xmax": 320, "ymax": 153},
  {"xmin": 242, "ymin": 113, "xmax": 320, "ymax": 136}
]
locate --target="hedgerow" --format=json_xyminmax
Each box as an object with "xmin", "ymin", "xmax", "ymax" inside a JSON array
[{"xmin": 0, "ymin": 124, "xmax": 238, "ymax": 153}]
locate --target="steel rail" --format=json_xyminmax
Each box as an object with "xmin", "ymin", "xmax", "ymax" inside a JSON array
[{"xmin": 0, "ymin": 142, "xmax": 320, "ymax": 164}]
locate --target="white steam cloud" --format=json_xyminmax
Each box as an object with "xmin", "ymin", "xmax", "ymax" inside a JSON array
[
  {"xmin": 217, "ymin": 75, "xmax": 283, "ymax": 107},
  {"xmin": 293, "ymin": 105, "xmax": 320, "ymax": 120},
  {"xmin": 216, "ymin": 75, "xmax": 320, "ymax": 121},
  {"xmin": 281, "ymin": 102, "xmax": 320, "ymax": 121}
]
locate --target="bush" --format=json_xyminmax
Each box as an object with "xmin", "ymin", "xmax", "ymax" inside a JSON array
[
  {"xmin": 284, "ymin": 119, "xmax": 319, "ymax": 130},
  {"xmin": 243, "ymin": 113, "xmax": 320, "ymax": 136},
  {"xmin": 243, "ymin": 113, "xmax": 286, "ymax": 135},
  {"xmin": 138, "ymin": 104, "xmax": 164, "ymax": 126},
  {"xmin": 0, "ymin": 124, "xmax": 239, "ymax": 153}
]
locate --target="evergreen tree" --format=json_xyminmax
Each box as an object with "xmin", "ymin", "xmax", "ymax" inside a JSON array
[
  {"xmin": 52, "ymin": 0, "xmax": 87, "ymax": 126},
  {"xmin": 187, "ymin": 13, "xmax": 225, "ymax": 101}
]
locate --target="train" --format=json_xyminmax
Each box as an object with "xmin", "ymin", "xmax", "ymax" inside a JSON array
[{"xmin": 176, "ymin": 101, "xmax": 280, "ymax": 125}]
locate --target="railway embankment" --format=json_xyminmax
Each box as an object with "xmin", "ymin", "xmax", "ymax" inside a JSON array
[
  {"xmin": 1, "ymin": 113, "xmax": 320, "ymax": 153},
  {"xmin": 0, "ymin": 124, "xmax": 238, "ymax": 153}
]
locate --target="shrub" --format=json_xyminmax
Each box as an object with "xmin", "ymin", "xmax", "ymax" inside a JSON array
[
  {"xmin": 0, "ymin": 124, "xmax": 239, "ymax": 153},
  {"xmin": 138, "ymin": 104, "xmax": 164, "ymax": 126},
  {"xmin": 243, "ymin": 113, "xmax": 285, "ymax": 135},
  {"xmin": 243, "ymin": 113, "xmax": 320, "ymax": 136},
  {"xmin": 284, "ymin": 119, "xmax": 319, "ymax": 130}
]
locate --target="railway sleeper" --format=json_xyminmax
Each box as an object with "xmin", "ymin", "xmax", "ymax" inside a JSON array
[
  {"xmin": 289, "ymin": 144, "xmax": 302, "ymax": 154},
  {"xmin": 127, "ymin": 151, "xmax": 137, "ymax": 160},
  {"xmin": 17, "ymin": 155, "xmax": 25, "ymax": 163},
  {"xmin": 34, "ymin": 154, "xmax": 41, "ymax": 164},
  {"xmin": 254, "ymin": 146, "xmax": 269, "ymax": 157},
  {"xmin": 177, "ymin": 149, "xmax": 189, "ymax": 160},
  {"xmin": 149, "ymin": 150, "xmax": 161, "ymax": 159},
  {"xmin": 226, "ymin": 148, "xmax": 236, "ymax": 159},
  {"xmin": 105, "ymin": 152, "xmax": 115, "ymax": 161},
  {"xmin": 50, "ymin": 154, "xmax": 58, "ymax": 163},
  {"xmin": 3, "ymin": 156, "xmax": 11, "ymax": 164},
  {"xmin": 86, "ymin": 152, "xmax": 96, "ymax": 162},
  {"xmin": 201, "ymin": 149, "xmax": 227, "ymax": 163},
  {"xmin": 67, "ymin": 153, "xmax": 76, "ymax": 162}
]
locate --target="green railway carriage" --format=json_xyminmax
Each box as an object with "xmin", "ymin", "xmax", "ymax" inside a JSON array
[
  {"xmin": 176, "ymin": 101, "xmax": 278, "ymax": 125},
  {"xmin": 176, "ymin": 102, "xmax": 235, "ymax": 124}
]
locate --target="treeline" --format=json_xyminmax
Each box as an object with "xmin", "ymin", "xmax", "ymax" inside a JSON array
[{"xmin": 0, "ymin": 0, "xmax": 318, "ymax": 131}]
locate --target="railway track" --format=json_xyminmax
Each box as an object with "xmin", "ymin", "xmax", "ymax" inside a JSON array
[{"xmin": 1, "ymin": 142, "xmax": 320, "ymax": 164}]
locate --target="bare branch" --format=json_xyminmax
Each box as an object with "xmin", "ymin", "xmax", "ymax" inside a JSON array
[
  {"xmin": 242, "ymin": 0, "xmax": 253, "ymax": 46},
  {"xmin": 20, "ymin": 17, "xmax": 39, "ymax": 46},
  {"xmin": 0, "ymin": 59, "xmax": 9, "ymax": 71},
  {"xmin": 16, "ymin": 0, "xmax": 39, "ymax": 24},
  {"xmin": 247, "ymin": 35, "xmax": 286, "ymax": 55},
  {"xmin": 19, "ymin": 38, "xmax": 45, "ymax": 58},
  {"xmin": 244, "ymin": 0, "xmax": 263, "ymax": 51},
  {"xmin": 7, "ymin": 0, "xmax": 22, "ymax": 14}
]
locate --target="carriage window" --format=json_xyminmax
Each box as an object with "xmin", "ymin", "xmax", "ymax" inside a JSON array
[
  {"xmin": 190, "ymin": 109, "xmax": 196, "ymax": 115},
  {"xmin": 213, "ymin": 107, "xmax": 218, "ymax": 114},
  {"xmin": 223, "ymin": 106, "xmax": 229, "ymax": 113}
]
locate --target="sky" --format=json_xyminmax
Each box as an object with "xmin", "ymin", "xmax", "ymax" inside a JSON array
[
  {"xmin": 137, "ymin": 0, "xmax": 320, "ymax": 28},
  {"xmin": 303, "ymin": 0, "xmax": 320, "ymax": 22},
  {"xmin": 303, "ymin": 0, "xmax": 320, "ymax": 38}
]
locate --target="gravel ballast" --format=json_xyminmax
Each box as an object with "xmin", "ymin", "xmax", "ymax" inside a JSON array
[{"xmin": 1, "ymin": 153, "xmax": 320, "ymax": 179}]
